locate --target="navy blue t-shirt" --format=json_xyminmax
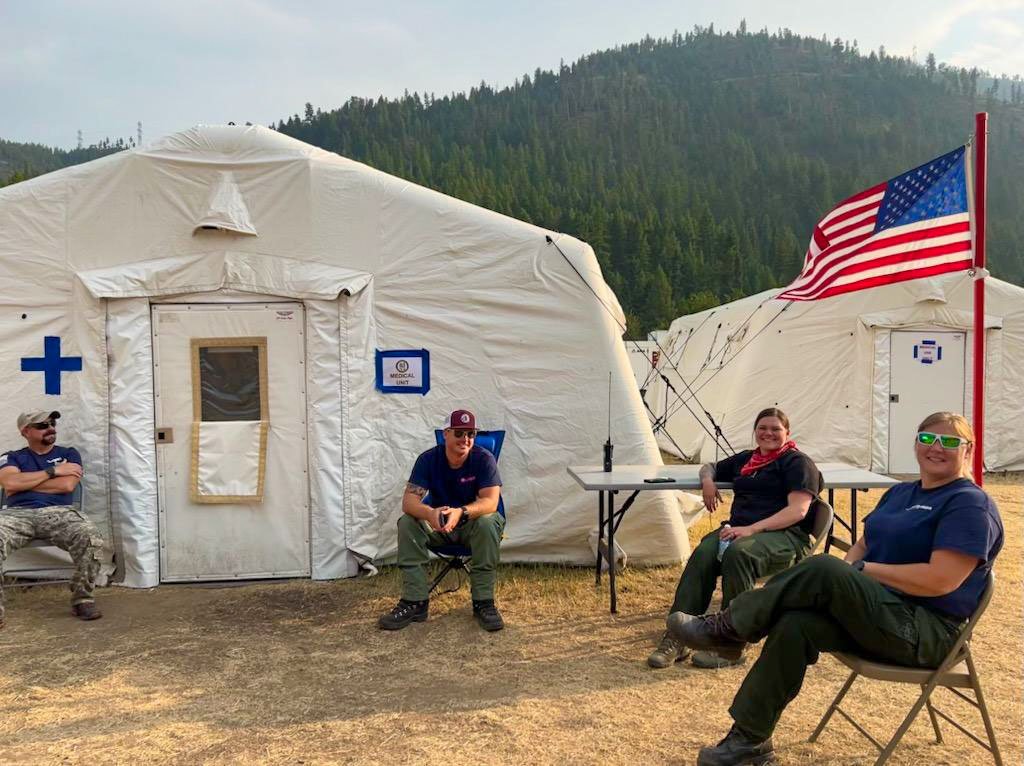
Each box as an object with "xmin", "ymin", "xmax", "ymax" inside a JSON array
[
  {"xmin": 864, "ymin": 478, "xmax": 1003, "ymax": 620},
  {"xmin": 408, "ymin": 445, "xmax": 501, "ymax": 509},
  {"xmin": 715, "ymin": 449, "xmax": 823, "ymax": 534},
  {"xmin": 0, "ymin": 446, "xmax": 82, "ymax": 508}
]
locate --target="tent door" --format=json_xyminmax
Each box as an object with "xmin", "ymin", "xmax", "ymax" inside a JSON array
[
  {"xmin": 152, "ymin": 303, "xmax": 310, "ymax": 581},
  {"xmin": 887, "ymin": 330, "xmax": 965, "ymax": 473}
]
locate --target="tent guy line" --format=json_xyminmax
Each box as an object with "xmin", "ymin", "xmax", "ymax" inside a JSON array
[{"xmin": 545, "ymin": 235, "xmax": 726, "ymax": 459}]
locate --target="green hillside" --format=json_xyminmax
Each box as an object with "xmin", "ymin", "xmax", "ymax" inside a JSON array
[
  {"xmin": 0, "ymin": 138, "xmax": 126, "ymax": 186},
  {"xmin": 4, "ymin": 26, "xmax": 1023, "ymax": 336},
  {"xmin": 276, "ymin": 27, "xmax": 1024, "ymax": 336}
]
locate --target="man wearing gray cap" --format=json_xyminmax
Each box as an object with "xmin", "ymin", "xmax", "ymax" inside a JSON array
[{"xmin": 0, "ymin": 410, "xmax": 104, "ymax": 627}]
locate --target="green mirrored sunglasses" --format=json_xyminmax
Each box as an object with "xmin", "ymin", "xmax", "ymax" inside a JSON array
[{"xmin": 917, "ymin": 431, "xmax": 969, "ymax": 449}]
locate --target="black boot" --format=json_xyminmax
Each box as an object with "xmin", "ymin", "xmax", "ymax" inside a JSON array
[
  {"xmin": 697, "ymin": 724, "xmax": 778, "ymax": 765},
  {"xmin": 667, "ymin": 608, "xmax": 746, "ymax": 661},
  {"xmin": 378, "ymin": 599, "xmax": 428, "ymax": 630},
  {"xmin": 473, "ymin": 599, "xmax": 505, "ymax": 631}
]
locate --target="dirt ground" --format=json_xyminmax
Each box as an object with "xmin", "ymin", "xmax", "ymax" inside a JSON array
[{"xmin": 1, "ymin": 477, "xmax": 1021, "ymax": 766}]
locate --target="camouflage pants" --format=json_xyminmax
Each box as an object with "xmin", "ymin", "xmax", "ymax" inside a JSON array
[{"xmin": 0, "ymin": 505, "xmax": 104, "ymax": 618}]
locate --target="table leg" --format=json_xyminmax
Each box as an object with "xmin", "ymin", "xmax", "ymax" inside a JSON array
[
  {"xmin": 850, "ymin": 489, "xmax": 858, "ymax": 543},
  {"xmin": 608, "ymin": 490, "xmax": 617, "ymax": 614},
  {"xmin": 596, "ymin": 491, "xmax": 605, "ymax": 586}
]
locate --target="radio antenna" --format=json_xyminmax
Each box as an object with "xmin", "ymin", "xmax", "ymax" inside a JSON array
[{"xmin": 603, "ymin": 371, "xmax": 614, "ymax": 472}]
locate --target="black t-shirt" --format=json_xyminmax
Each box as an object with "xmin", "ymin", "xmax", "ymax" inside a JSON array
[{"xmin": 714, "ymin": 449, "xmax": 823, "ymax": 534}]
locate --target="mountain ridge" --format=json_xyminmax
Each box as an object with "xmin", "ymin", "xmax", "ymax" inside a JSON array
[{"xmin": 4, "ymin": 27, "xmax": 1022, "ymax": 335}]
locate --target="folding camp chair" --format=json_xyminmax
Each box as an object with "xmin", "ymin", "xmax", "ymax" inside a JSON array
[
  {"xmin": 807, "ymin": 498, "xmax": 834, "ymax": 556},
  {"xmin": 425, "ymin": 429, "xmax": 506, "ymax": 594},
  {"xmin": 809, "ymin": 572, "xmax": 1002, "ymax": 766},
  {"xmin": 0, "ymin": 479, "xmax": 84, "ymax": 585}
]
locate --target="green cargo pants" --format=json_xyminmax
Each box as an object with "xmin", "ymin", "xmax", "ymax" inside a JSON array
[
  {"xmin": 671, "ymin": 526, "xmax": 811, "ymax": 615},
  {"xmin": 397, "ymin": 512, "xmax": 504, "ymax": 602},
  {"xmin": 726, "ymin": 554, "xmax": 962, "ymax": 740}
]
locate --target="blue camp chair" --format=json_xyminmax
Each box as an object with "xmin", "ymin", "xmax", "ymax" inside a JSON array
[{"xmin": 425, "ymin": 429, "xmax": 506, "ymax": 594}]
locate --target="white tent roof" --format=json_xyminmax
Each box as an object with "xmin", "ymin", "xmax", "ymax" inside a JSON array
[
  {"xmin": 0, "ymin": 125, "xmax": 696, "ymax": 585},
  {"xmin": 650, "ymin": 273, "xmax": 1024, "ymax": 472}
]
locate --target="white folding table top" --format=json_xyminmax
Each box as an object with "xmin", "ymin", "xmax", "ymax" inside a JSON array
[{"xmin": 567, "ymin": 463, "xmax": 898, "ymax": 492}]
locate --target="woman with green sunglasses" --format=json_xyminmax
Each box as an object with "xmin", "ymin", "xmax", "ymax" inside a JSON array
[{"xmin": 667, "ymin": 411, "xmax": 1004, "ymax": 766}]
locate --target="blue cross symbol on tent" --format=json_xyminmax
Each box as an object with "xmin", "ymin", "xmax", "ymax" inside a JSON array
[{"xmin": 21, "ymin": 336, "xmax": 83, "ymax": 395}]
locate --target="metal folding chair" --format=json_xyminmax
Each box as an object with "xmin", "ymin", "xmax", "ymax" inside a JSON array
[
  {"xmin": 807, "ymin": 498, "xmax": 834, "ymax": 555},
  {"xmin": 0, "ymin": 480, "xmax": 83, "ymax": 585},
  {"xmin": 809, "ymin": 572, "xmax": 1002, "ymax": 765},
  {"xmin": 425, "ymin": 430, "xmax": 506, "ymax": 594}
]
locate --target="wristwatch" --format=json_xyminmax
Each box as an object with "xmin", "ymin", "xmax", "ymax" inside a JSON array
[
  {"xmin": 852, "ymin": 559, "xmax": 866, "ymax": 572},
  {"xmin": 458, "ymin": 506, "xmax": 469, "ymax": 525},
  {"xmin": 45, "ymin": 466, "xmax": 56, "ymax": 478}
]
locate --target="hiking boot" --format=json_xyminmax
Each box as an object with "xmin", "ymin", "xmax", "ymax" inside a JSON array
[
  {"xmin": 667, "ymin": 608, "xmax": 745, "ymax": 661},
  {"xmin": 473, "ymin": 599, "xmax": 504, "ymax": 631},
  {"xmin": 692, "ymin": 649, "xmax": 746, "ymax": 669},
  {"xmin": 697, "ymin": 724, "xmax": 778, "ymax": 765},
  {"xmin": 378, "ymin": 599, "xmax": 428, "ymax": 630},
  {"xmin": 647, "ymin": 629, "xmax": 691, "ymax": 668},
  {"xmin": 72, "ymin": 602, "xmax": 102, "ymax": 621}
]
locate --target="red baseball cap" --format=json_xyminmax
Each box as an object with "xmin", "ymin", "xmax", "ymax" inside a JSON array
[{"xmin": 444, "ymin": 409, "xmax": 477, "ymax": 430}]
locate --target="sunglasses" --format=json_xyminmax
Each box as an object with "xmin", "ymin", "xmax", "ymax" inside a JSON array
[
  {"xmin": 917, "ymin": 431, "xmax": 969, "ymax": 449},
  {"xmin": 28, "ymin": 420, "xmax": 56, "ymax": 430},
  {"xmin": 452, "ymin": 429, "xmax": 477, "ymax": 439}
]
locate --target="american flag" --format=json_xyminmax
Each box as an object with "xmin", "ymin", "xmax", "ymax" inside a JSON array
[{"xmin": 777, "ymin": 146, "xmax": 972, "ymax": 301}]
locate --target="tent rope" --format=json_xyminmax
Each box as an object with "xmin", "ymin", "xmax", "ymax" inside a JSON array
[
  {"xmin": 659, "ymin": 300, "xmax": 792, "ymax": 429},
  {"xmin": 544, "ymin": 235, "xmax": 731, "ymax": 458}
]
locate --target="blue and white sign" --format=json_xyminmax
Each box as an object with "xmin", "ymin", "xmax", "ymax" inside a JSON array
[
  {"xmin": 375, "ymin": 349, "xmax": 430, "ymax": 395},
  {"xmin": 913, "ymin": 339, "xmax": 943, "ymax": 365}
]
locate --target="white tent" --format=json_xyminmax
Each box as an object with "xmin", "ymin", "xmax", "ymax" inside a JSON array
[
  {"xmin": 649, "ymin": 273, "xmax": 1024, "ymax": 473},
  {"xmin": 0, "ymin": 125, "xmax": 694, "ymax": 586}
]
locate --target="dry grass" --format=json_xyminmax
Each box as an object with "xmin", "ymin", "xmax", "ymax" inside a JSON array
[{"xmin": 1, "ymin": 476, "xmax": 1021, "ymax": 765}]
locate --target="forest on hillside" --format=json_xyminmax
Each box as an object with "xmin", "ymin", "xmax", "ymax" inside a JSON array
[
  {"xmin": 275, "ymin": 27, "xmax": 1024, "ymax": 335},
  {"xmin": 0, "ymin": 138, "xmax": 127, "ymax": 186},
  {"xmin": 4, "ymin": 26, "xmax": 1023, "ymax": 336}
]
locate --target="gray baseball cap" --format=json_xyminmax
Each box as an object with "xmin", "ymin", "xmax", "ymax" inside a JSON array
[{"xmin": 16, "ymin": 410, "xmax": 60, "ymax": 431}]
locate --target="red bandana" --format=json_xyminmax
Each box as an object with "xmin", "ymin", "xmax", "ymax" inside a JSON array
[{"xmin": 740, "ymin": 440, "xmax": 798, "ymax": 476}]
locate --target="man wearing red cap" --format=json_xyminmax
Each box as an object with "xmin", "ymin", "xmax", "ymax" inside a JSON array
[
  {"xmin": 379, "ymin": 409, "xmax": 505, "ymax": 631},
  {"xmin": 0, "ymin": 410, "xmax": 104, "ymax": 628}
]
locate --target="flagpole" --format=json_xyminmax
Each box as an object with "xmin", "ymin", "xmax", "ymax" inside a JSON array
[{"xmin": 972, "ymin": 112, "xmax": 988, "ymax": 486}]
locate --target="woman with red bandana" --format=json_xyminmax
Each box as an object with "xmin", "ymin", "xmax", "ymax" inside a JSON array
[{"xmin": 648, "ymin": 407, "xmax": 822, "ymax": 670}]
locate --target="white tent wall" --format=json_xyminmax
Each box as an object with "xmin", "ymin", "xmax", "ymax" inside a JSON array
[
  {"xmin": 0, "ymin": 125, "xmax": 691, "ymax": 585},
  {"xmin": 651, "ymin": 273, "xmax": 1024, "ymax": 472},
  {"xmin": 626, "ymin": 341, "xmax": 657, "ymax": 391}
]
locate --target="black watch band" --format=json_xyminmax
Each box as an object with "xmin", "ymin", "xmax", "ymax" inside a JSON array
[
  {"xmin": 853, "ymin": 559, "xmax": 866, "ymax": 572},
  {"xmin": 45, "ymin": 466, "xmax": 56, "ymax": 478}
]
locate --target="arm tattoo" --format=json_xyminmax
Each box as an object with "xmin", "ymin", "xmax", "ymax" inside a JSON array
[
  {"xmin": 698, "ymin": 463, "xmax": 715, "ymax": 482},
  {"xmin": 405, "ymin": 483, "xmax": 428, "ymax": 499}
]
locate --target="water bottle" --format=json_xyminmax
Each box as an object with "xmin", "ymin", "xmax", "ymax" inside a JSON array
[{"xmin": 717, "ymin": 525, "xmax": 732, "ymax": 561}]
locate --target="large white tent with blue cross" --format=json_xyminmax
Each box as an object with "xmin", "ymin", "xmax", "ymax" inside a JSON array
[{"xmin": 0, "ymin": 125, "xmax": 697, "ymax": 586}]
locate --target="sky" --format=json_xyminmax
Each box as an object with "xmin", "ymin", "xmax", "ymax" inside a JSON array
[{"xmin": 2, "ymin": 0, "xmax": 1023, "ymax": 149}]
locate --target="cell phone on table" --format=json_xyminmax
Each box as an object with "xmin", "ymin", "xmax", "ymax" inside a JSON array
[{"xmin": 643, "ymin": 477, "xmax": 676, "ymax": 483}]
